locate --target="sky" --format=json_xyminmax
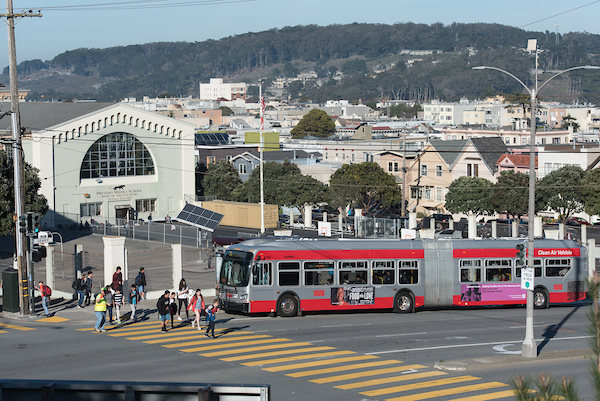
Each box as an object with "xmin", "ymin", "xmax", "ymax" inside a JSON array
[{"xmin": 0, "ymin": 0, "xmax": 599, "ymax": 70}]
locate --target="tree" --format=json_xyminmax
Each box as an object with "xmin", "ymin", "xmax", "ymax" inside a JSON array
[
  {"xmin": 219, "ymin": 106, "xmax": 234, "ymax": 116},
  {"xmin": 580, "ymin": 168, "xmax": 600, "ymax": 216},
  {"xmin": 561, "ymin": 114, "xmax": 580, "ymax": 131},
  {"xmin": 445, "ymin": 176, "xmax": 493, "ymax": 215},
  {"xmin": 537, "ymin": 165, "xmax": 585, "ymax": 224},
  {"xmin": 489, "ymin": 170, "xmax": 531, "ymax": 219},
  {"xmin": 201, "ymin": 160, "xmax": 242, "ymax": 201},
  {"xmin": 291, "ymin": 109, "xmax": 335, "ymax": 139},
  {"xmin": 328, "ymin": 162, "xmax": 402, "ymax": 216},
  {"xmin": 0, "ymin": 151, "xmax": 48, "ymax": 236},
  {"xmin": 233, "ymin": 160, "xmax": 328, "ymax": 211}
]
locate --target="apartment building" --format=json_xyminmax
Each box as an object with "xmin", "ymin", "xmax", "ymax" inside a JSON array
[{"xmin": 199, "ymin": 78, "xmax": 247, "ymax": 101}]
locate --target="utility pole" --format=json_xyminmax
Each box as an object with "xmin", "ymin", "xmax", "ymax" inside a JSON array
[
  {"xmin": 401, "ymin": 128, "xmax": 407, "ymax": 219},
  {"xmin": 1, "ymin": 1, "xmax": 41, "ymax": 314}
]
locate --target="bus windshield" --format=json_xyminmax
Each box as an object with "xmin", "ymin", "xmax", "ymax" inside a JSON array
[{"xmin": 220, "ymin": 250, "xmax": 253, "ymax": 287}]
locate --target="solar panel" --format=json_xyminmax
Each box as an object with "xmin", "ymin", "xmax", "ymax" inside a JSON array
[
  {"xmin": 195, "ymin": 132, "xmax": 229, "ymax": 146},
  {"xmin": 175, "ymin": 204, "xmax": 224, "ymax": 232}
]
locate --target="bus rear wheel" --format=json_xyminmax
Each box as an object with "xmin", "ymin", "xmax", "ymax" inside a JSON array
[
  {"xmin": 533, "ymin": 288, "xmax": 548, "ymax": 309},
  {"xmin": 393, "ymin": 291, "xmax": 414, "ymax": 313},
  {"xmin": 278, "ymin": 295, "xmax": 298, "ymax": 317}
]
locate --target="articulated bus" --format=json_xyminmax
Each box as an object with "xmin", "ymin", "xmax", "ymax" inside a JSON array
[{"xmin": 217, "ymin": 238, "xmax": 587, "ymax": 317}]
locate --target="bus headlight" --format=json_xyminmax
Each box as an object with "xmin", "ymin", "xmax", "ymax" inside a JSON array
[{"xmin": 239, "ymin": 294, "xmax": 248, "ymax": 301}]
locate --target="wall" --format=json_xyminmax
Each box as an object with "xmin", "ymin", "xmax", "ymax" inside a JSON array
[{"xmin": 202, "ymin": 200, "xmax": 278, "ymax": 229}]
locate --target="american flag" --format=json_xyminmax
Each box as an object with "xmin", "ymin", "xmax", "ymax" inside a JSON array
[{"xmin": 260, "ymin": 95, "xmax": 265, "ymax": 131}]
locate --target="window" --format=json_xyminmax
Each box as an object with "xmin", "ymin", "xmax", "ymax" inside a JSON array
[
  {"xmin": 467, "ymin": 164, "xmax": 479, "ymax": 177},
  {"xmin": 544, "ymin": 163, "xmax": 552, "ymax": 175},
  {"xmin": 80, "ymin": 132, "xmax": 154, "ymax": 179},
  {"xmin": 239, "ymin": 164, "xmax": 247, "ymax": 174},
  {"xmin": 436, "ymin": 165, "xmax": 442, "ymax": 177},
  {"xmin": 424, "ymin": 186, "xmax": 432, "ymax": 200},
  {"xmin": 136, "ymin": 198, "xmax": 157, "ymax": 213},
  {"xmin": 339, "ymin": 261, "xmax": 368, "ymax": 284},
  {"xmin": 388, "ymin": 162, "xmax": 393, "ymax": 172},
  {"xmin": 206, "ymin": 156, "xmax": 216, "ymax": 164},
  {"xmin": 545, "ymin": 259, "xmax": 571, "ymax": 277},
  {"xmin": 80, "ymin": 202, "xmax": 102, "ymax": 217},
  {"xmin": 435, "ymin": 187, "xmax": 443, "ymax": 202},
  {"xmin": 252, "ymin": 262, "xmax": 272, "ymax": 286},
  {"xmin": 410, "ymin": 186, "xmax": 421, "ymax": 199},
  {"xmin": 515, "ymin": 259, "xmax": 542, "ymax": 277},
  {"xmin": 304, "ymin": 261, "xmax": 334, "ymax": 285},
  {"xmin": 485, "ymin": 259, "xmax": 512, "ymax": 281},
  {"xmin": 460, "ymin": 260, "xmax": 481, "ymax": 282},
  {"xmin": 351, "ymin": 153, "xmax": 355, "ymax": 162},
  {"xmin": 399, "ymin": 260, "xmax": 419, "ymax": 284},
  {"xmin": 278, "ymin": 261, "xmax": 300, "ymax": 286},
  {"xmin": 372, "ymin": 260, "xmax": 395, "ymax": 285},
  {"xmin": 394, "ymin": 162, "xmax": 399, "ymax": 172},
  {"xmin": 421, "ymin": 165, "xmax": 428, "ymax": 176}
]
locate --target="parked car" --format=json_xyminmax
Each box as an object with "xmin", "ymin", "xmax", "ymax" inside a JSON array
[
  {"xmin": 431, "ymin": 213, "xmax": 452, "ymax": 222},
  {"xmin": 567, "ymin": 217, "xmax": 591, "ymax": 226}
]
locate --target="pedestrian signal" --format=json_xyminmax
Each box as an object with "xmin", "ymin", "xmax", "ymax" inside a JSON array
[{"xmin": 18, "ymin": 214, "xmax": 27, "ymax": 233}]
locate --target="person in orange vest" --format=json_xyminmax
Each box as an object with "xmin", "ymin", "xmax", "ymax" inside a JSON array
[{"xmin": 94, "ymin": 287, "xmax": 108, "ymax": 333}]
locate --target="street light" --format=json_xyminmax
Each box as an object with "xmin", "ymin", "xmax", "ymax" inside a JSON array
[{"xmin": 473, "ymin": 53, "xmax": 600, "ymax": 358}]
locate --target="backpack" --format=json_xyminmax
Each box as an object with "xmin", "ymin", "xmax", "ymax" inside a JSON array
[
  {"xmin": 134, "ymin": 274, "xmax": 142, "ymax": 286},
  {"xmin": 42, "ymin": 285, "xmax": 52, "ymax": 297},
  {"xmin": 71, "ymin": 279, "xmax": 80, "ymax": 290},
  {"xmin": 205, "ymin": 306, "xmax": 216, "ymax": 322}
]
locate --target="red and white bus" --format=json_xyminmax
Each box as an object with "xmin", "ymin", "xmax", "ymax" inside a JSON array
[{"xmin": 217, "ymin": 238, "xmax": 588, "ymax": 317}]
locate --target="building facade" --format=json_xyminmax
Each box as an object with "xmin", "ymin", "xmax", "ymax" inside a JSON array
[{"xmin": 199, "ymin": 78, "xmax": 247, "ymax": 101}]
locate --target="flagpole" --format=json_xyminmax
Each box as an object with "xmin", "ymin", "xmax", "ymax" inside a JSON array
[{"xmin": 259, "ymin": 86, "xmax": 265, "ymax": 234}]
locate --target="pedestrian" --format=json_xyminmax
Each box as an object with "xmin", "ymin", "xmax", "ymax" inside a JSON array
[
  {"xmin": 35, "ymin": 281, "xmax": 51, "ymax": 316},
  {"xmin": 169, "ymin": 292, "xmax": 178, "ymax": 329},
  {"xmin": 157, "ymin": 290, "xmax": 170, "ymax": 333},
  {"xmin": 94, "ymin": 287, "xmax": 108, "ymax": 333},
  {"xmin": 177, "ymin": 278, "xmax": 190, "ymax": 321},
  {"xmin": 148, "ymin": 213, "xmax": 152, "ymax": 222},
  {"xmin": 205, "ymin": 299, "xmax": 219, "ymax": 338},
  {"xmin": 113, "ymin": 287, "xmax": 124, "ymax": 324},
  {"xmin": 84, "ymin": 271, "xmax": 93, "ymax": 306},
  {"xmin": 112, "ymin": 266, "xmax": 123, "ymax": 293},
  {"xmin": 165, "ymin": 214, "xmax": 172, "ymax": 223},
  {"xmin": 128, "ymin": 284, "xmax": 140, "ymax": 321},
  {"xmin": 135, "ymin": 267, "xmax": 147, "ymax": 301},
  {"xmin": 192, "ymin": 289, "xmax": 205, "ymax": 330},
  {"xmin": 76, "ymin": 274, "xmax": 86, "ymax": 308},
  {"xmin": 105, "ymin": 285, "xmax": 114, "ymax": 324}
]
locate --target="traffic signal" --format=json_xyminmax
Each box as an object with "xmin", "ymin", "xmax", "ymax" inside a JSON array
[
  {"xmin": 33, "ymin": 213, "xmax": 40, "ymax": 233},
  {"xmin": 32, "ymin": 246, "xmax": 46, "ymax": 263},
  {"xmin": 26, "ymin": 213, "xmax": 33, "ymax": 233},
  {"xmin": 18, "ymin": 214, "xmax": 27, "ymax": 233},
  {"xmin": 516, "ymin": 243, "xmax": 526, "ymax": 266}
]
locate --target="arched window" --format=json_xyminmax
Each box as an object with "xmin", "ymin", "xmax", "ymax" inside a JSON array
[{"xmin": 80, "ymin": 132, "xmax": 155, "ymax": 179}]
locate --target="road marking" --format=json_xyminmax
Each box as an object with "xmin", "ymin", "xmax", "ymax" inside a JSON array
[
  {"xmin": 288, "ymin": 360, "xmax": 403, "ymax": 378},
  {"xmin": 448, "ymin": 389, "xmax": 517, "ymax": 401},
  {"xmin": 510, "ymin": 324, "xmax": 550, "ymax": 329},
  {"xmin": 310, "ymin": 365, "xmax": 427, "ymax": 384},
  {"xmin": 138, "ymin": 330, "xmax": 251, "ymax": 342},
  {"xmin": 181, "ymin": 338, "xmax": 290, "ymax": 353},
  {"xmin": 0, "ymin": 330, "xmax": 6, "ymax": 333},
  {"xmin": 376, "ymin": 332, "xmax": 427, "ymax": 338},
  {"xmin": 361, "ymin": 375, "xmax": 481, "ymax": 397},
  {"xmin": 336, "ymin": 370, "xmax": 447, "ymax": 390},
  {"xmin": 492, "ymin": 344, "xmax": 521, "ymax": 355},
  {"xmin": 201, "ymin": 342, "xmax": 314, "ymax": 357},
  {"xmin": 241, "ymin": 351, "xmax": 356, "ymax": 366},
  {"xmin": 220, "ymin": 346, "xmax": 335, "ymax": 362},
  {"xmin": 0, "ymin": 323, "xmax": 35, "ymax": 331},
  {"xmin": 366, "ymin": 336, "xmax": 592, "ymax": 355},
  {"xmin": 262, "ymin": 355, "xmax": 379, "ymax": 372},
  {"xmin": 322, "ymin": 323, "xmax": 372, "ymax": 328},
  {"xmin": 162, "ymin": 334, "xmax": 273, "ymax": 348},
  {"xmin": 38, "ymin": 316, "xmax": 69, "ymax": 323},
  {"xmin": 381, "ymin": 381, "xmax": 507, "ymax": 401}
]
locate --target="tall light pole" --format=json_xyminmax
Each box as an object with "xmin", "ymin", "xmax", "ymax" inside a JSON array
[{"xmin": 473, "ymin": 48, "xmax": 600, "ymax": 358}]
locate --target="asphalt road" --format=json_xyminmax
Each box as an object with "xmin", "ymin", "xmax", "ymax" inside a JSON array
[{"xmin": 0, "ymin": 299, "xmax": 594, "ymax": 400}]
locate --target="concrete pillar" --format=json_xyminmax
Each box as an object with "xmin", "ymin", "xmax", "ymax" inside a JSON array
[
  {"xmin": 304, "ymin": 205, "xmax": 312, "ymax": 228},
  {"xmin": 289, "ymin": 209, "xmax": 294, "ymax": 227},
  {"xmin": 103, "ymin": 236, "xmax": 125, "ymax": 288},
  {"xmin": 429, "ymin": 218, "xmax": 435, "ymax": 230},
  {"xmin": 449, "ymin": 219, "xmax": 454, "ymax": 230},
  {"xmin": 172, "ymin": 243, "xmax": 182, "ymax": 292},
  {"xmin": 582, "ymin": 224, "xmax": 587, "ymax": 244},
  {"xmin": 588, "ymin": 238, "xmax": 596, "ymax": 280},
  {"xmin": 534, "ymin": 216, "xmax": 543, "ymax": 238},
  {"xmin": 558, "ymin": 223, "xmax": 565, "ymax": 240},
  {"xmin": 355, "ymin": 209, "xmax": 363, "ymax": 238},
  {"xmin": 512, "ymin": 221, "xmax": 518, "ymax": 238},
  {"xmin": 409, "ymin": 212, "xmax": 417, "ymax": 230},
  {"xmin": 323, "ymin": 212, "xmax": 327, "ymax": 222},
  {"xmin": 46, "ymin": 245, "xmax": 54, "ymax": 292},
  {"xmin": 468, "ymin": 214, "xmax": 477, "ymax": 239},
  {"xmin": 339, "ymin": 214, "xmax": 344, "ymax": 238},
  {"xmin": 491, "ymin": 221, "xmax": 497, "ymax": 238}
]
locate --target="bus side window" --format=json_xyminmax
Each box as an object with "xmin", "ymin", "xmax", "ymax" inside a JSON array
[
  {"xmin": 546, "ymin": 258, "xmax": 571, "ymax": 277},
  {"xmin": 372, "ymin": 260, "xmax": 394, "ymax": 285},
  {"xmin": 460, "ymin": 260, "xmax": 481, "ymax": 282},
  {"xmin": 339, "ymin": 261, "xmax": 368, "ymax": 285},
  {"xmin": 252, "ymin": 262, "xmax": 272, "ymax": 286},
  {"xmin": 304, "ymin": 261, "xmax": 334, "ymax": 286},
  {"xmin": 399, "ymin": 260, "xmax": 418, "ymax": 284},
  {"xmin": 278, "ymin": 262, "xmax": 300, "ymax": 286},
  {"xmin": 515, "ymin": 259, "xmax": 542, "ymax": 278}
]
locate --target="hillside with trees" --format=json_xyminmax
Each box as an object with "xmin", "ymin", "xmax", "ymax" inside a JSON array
[{"xmin": 5, "ymin": 22, "xmax": 600, "ymax": 102}]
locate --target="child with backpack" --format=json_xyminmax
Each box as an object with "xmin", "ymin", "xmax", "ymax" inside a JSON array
[
  {"xmin": 128, "ymin": 285, "xmax": 140, "ymax": 321},
  {"xmin": 134, "ymin": 267, "xmax": 147, "ymax": 301},
  {"xmin": 205, "ymin": 299, "xmax": 219, "ymax": 338},
  {"xmin": 169, "ymin": 291, "xmax": 178, "ymax": 329},
  {"xmin": 189, "ymin": 289, "xmax": 205, "ymax": 329}
]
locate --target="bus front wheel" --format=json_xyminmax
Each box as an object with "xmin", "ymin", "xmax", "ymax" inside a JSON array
[
  {"xmin": 278, "ymin": 295, "xmax": 298, "ymax": 317},
  {"xmin": 533, "ymin": 288, "xmax": 548, "ymax": 309},
  {"xmin": 393, "ymin": 291, "xmax": 414, "ymax": 313}
]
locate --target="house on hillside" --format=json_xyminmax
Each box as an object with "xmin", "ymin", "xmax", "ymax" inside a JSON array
[
  {"xmin": 231, "ymin": 149, "xmax": 319, "ymax": 181},
  {"xmin": 497, "ymin": 153, "xmax": 537, "ymax": 174},
  {"xmin": 451, "ymin": 137, "xmax": 508, "ymax": 183}
]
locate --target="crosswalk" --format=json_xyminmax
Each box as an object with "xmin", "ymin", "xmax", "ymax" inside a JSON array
[
  {"xmin": 0, "ymin": 322, "xmax": 36, "ymax": 333},
  {"xmin": 78, "ymin": 320, "xmax": 515, "ymax": 400}
]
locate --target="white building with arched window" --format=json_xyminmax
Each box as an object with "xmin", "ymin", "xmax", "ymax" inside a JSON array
[{"xmin": 6, "ymin": 102, "xmax": 196, "ymax": 227}]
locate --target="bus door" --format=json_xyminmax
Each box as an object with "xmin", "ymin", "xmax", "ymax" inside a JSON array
[
  {"xmin": 423, "ymin": 240, "xmax": 453, "ymax": 307},
  {"xmin": 250, "ymin": 261, "xmax": 274, "ymax": 312}
]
